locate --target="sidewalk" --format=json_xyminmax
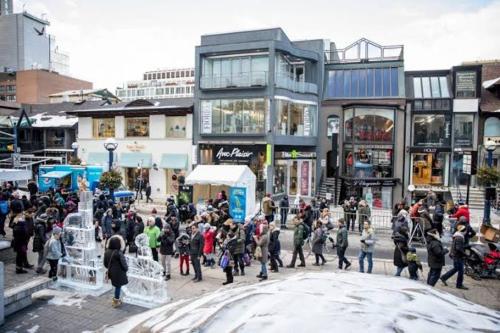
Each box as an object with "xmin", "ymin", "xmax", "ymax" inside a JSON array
[{"xmin": 2, "ymin": 249, "xmax": 499, "ymax": 333}]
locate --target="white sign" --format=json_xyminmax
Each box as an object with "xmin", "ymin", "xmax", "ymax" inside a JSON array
[
  {"xmin": 192, "ymin": 145, "xmax": 197, "ymax": 165},
  {"xmin": 463, "ymin": 154, "xmax": 472, "ymax": 175},
  {"xmin": 12, "ymin": 153, "xmax": 21, "ymax": 168},
  {"xmin": 327, "ymin": 117, "xmax": 340, "ymax": 136},
  {"xmin": 321, "ymin": 159, "xmax": 326, "ymax": 167},
  {"xmin": 201, "ymin": 102, "xmax": 212, "ymax": 134},
  {"xmin": 304, "ymin": 107, "xmax": 311, "ymax": 136}
]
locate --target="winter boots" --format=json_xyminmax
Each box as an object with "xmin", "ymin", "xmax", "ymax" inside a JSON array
[{"xmin": 112, "ymin": 298, "xmax": 122, "ymax": 308}]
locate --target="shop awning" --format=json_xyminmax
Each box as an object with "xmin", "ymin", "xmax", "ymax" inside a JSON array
[
  {"xmin": 0, "ymin": 169, "xmax": 32, "ymax": 182},
  {"xmin": 86, "ymin": 152, "xmax": 113, "ymax": 166},
  {"xmin": 119, "ymin": 153, "xmax": 152, "ymax": 168},
  {"xmin": 41, "ymin": 171, "xmax": 72, "ymax": 179},
  {"xmin": 160, "ymin": 154, "xmax": 188, "ymax": 169}
]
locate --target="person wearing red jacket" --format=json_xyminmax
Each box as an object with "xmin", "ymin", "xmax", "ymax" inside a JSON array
[
  {"xmin": 203, "ymin": 223, "xmax": 216, "ymax": 267},
  {"xmin": 451, "ymin": 202, "xmax": 470, "ymax": 223}
]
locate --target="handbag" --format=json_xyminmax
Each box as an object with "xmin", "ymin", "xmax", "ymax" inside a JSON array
[
  {"xmin": 220, "ymin": 250, "xmax": 230, "ymax": 270},
  {"xmin": 255, "ymin": 245, "xmax": 262, "ymax": 260},
  {"xmin": 105, "ymin": 250, "xmax": 115, "ymax": 283}
]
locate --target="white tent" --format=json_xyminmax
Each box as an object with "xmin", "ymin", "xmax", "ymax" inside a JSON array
[
  {"xmin": 185, "ymin": 165, "xmax": 257, "ymax": 219},
  {"xmin": 0, "ymin": 169, "xmax": 32, "ymax": 182}
]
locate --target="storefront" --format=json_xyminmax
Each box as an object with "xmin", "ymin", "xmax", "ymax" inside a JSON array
[
  {"xmin": 274, "ymin": 149, "xmax": 316, "ymax": 197},
  {"xmin": 342, "ymin": 178, "xmax": 398, "ymax": 209},
  {"xmin": 410, "ymin": 148, "xmax": 450, "ymax": 189}
]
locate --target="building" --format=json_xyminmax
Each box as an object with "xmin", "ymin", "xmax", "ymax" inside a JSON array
[
  {"xmin": 321, "ymin": 39, "xmax": 406, "ymax": 209},
  {"xmin": 116, "ymin": 68, "xmax": 194, "ymax": 101},
  {"xmin": 0, "ymin": 10, "xmax": 69, "ymax": 74},
  {"xmin": 67, "ymin": 98, "xmax": 194, "ymax": 200},
  {"xmin": 0, "ymin": 0, "xmax": 13, "ymax": 16},
  {"xmin": 0, "ymin": 69, "xmax": 92, "ymax": 104},
  {"xmin": 49, "ymin": 88, "xmax": 119, "ymax": 104},
  {"xmin": 193, "ymin": 28, "xmax": 325, "ymax": 198}
]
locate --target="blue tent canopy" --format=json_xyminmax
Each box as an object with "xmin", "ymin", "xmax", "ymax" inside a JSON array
[{"xmin": 41, "ymin": 171, "xmax": 72, "ymax": 179}]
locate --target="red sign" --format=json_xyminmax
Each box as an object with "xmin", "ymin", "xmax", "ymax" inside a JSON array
[{"xmin": 300, "ymin": 161, "xmax": 309, "ymax": 196}]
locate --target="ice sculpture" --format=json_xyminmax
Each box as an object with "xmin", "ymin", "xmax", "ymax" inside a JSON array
[
  {"xmin": 57, "ymin": 191, "xmax": 110, "ymax": 295},
  {"xmin": 122, "ymin": 234, "xmax": 169, "ymax": 308}
]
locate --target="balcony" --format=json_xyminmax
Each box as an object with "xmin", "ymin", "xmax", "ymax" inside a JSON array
[
  {"xmin": 275, "ymin": 73, "xmax": 318, "ymax": 95},
  {"xmin": 200, "ymin": 71, "xmax": 267, "ymax": 90}
]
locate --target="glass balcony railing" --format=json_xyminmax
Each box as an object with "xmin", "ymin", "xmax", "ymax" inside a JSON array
[
  {"xmin": 200, "ymin": 71, "xmax": 267, "ymax": 89},
  {"xmin": 275, "ymin": 73, "xmax": 318, "ymax": 94}
]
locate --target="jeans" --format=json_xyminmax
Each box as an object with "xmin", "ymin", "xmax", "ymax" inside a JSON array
[
  {"xmin": 290, "ymin": 245, "xmax": 305, "ymax": 267},
  {"xmin": 160, "ymin": 254, "xmax": 172, "ymax": 275},
  {"xmin": 260, "ymin": 262, "xmax": 268, "ymax": 277},
  {"xmin": 114, "ymin": 286, "xmax": 121, "ymax": 299},
  {"xmin": 427, "ymin": 267, "xmax": 442, "ymax": 286},
  {"xmin": 191, "ymin": 255, "xmax": 202, "ymax": 280},
  {"xmin": 395, "ymin": 266, "xmax": 406, "ymax": 276},
  {"xmin": 441, "ymin": 258, "xmax": 465, "ymax": 287},
  {"xmin": 280, "ymin": 209, "xmax": 288, "ymax": 226},
  {"xmin": 233, "ymin": 253, "xmax": 245, "ymax": 273},
  {"xmin": 358, "ymin": 251, "xmax": 373, "ymax": 273},
  {"xmin": 48, "ymin": 259, "xmax": 58, "ymax": 278},
  {"xmin": 337, "ymin": 247, "xmax": 350, "ymax": 269}
]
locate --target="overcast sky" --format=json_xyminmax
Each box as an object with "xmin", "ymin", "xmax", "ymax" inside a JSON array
[{"xmin": 14, "ymin": 0, "xmax": 500, "ymax": 90}]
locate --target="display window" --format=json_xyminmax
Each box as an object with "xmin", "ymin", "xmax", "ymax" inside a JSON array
[
  {"xmin": 166, "ymin": 116, "xmax": 187, "ymax": 138},
  {"xmin": 411, "ymin": 153, "xmax": 449, "ymax": 186},
  {"xmin": 362, "ymin": 187, "xmax": 392, "ymax": 209},
  {"xmin": 273, "ymin": 159, "xmax": 316, "ymax": 197},
  {"xmin": 126, "ymin": 168, "xmax": 149, "ymax": 190},
  {"xmin": 126, "ymin": 117, "xmax": 149, "ymax": 137},
  {"xmin": 344, "ymin": 147, "xmax": 393, "ymax": 178},
  {"xmin": 413, "ymin": 114, "xmax": 451, "ymax": 147},
  {"xmin": 453, "ymin": 114, "xmax": 474, "ymax": 148},
  {"xmin": 344, "ymin": 107, "xmax": 394, "ymax": 143},
  {"xmin": 276, "ymin": 99, "xmax": 317, "ymax": 137},
  {"xmin": 93, "ymin": 118, "xmax": 115, "ymax": 138}
]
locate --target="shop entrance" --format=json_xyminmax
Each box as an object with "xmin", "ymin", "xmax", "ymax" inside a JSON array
[
  {"xmin": 126, "ymin": 168, "xmax": 149, "ymax": 190},
  {"xmin": 274, "ymin": 159, "xmax": 316, "ymax": 197}
]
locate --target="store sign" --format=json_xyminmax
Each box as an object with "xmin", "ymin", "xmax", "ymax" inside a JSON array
[
  {"xmin": 409, "ymin": 147, "xmax": 452, "ymax": 153},
  {"xmin": 201, "ymin": 102, "xmax": 212, "ymax": 134},
  {"xmin": 229, "ymin": 187, "xmax": 246, "ymax": 223},
  {"xmin": 346, "ymin": 178, "xmax": 398, "ymax": 187},
  {"xmin": 126, "ymin": 143, "xmax": 145, "ymax": 152},
  {"xmin": 276, "ymin": 150, "xmax": 316, "ymax": 159},
  {"xmin": 300, "ymin": 161, "xmax": 309, "ymax": 196},
  {"xmin": 212, "ymin": 145, "xmax": 262, "ymax": 162},
  {"xmin": 304, "ymin": 107, "xmax": 311, "ymax": 136},
  {"xmin": 456, "ymin": 71, "xmax": 477, "ymax": 98}
]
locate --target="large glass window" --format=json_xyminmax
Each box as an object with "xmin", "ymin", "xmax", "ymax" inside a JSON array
[
  {"xmin": 413, "ymin": 76, "xmax": 450, "ymax": 98},
  {"xmin": 327, "ymin": 67, "xmax": 400, "ymax": 98},
  {"xmin": 201, "ymin": 54, "xmax": 268, "ymax": 88},
  {"xmin": 46, "ymin": 129, "xmax": 65, "ymax": 147},
  {"xmin": 344, "ymin": 147, "xmax": 393, "ymax": 178},
  {"xmin": 344, "ymin": 108, "xmax": 394, "ymax": 143},
  {"xmin": 413, "ymin": 114, "xmax": 451, "ymax": 146},
  {"xmin": 411, "ymin": 153, "xmax": 449, "ymax": 186},
  {"xmin": 93, "ymin": 118, "xmax": 115, "ymax": 138},
  {"xmin": 275, "ymin": 99, "xmax": 317, "ymax": 136},
  {"xmin": 166, "ymin": 116, "xmax": 187, "ymax": 138},
  {"xmin": 200, "ymin": 98, "xmax": 267, "ymax": 135},
  {"xmin": 454, "ymin": 114, "xmax": 473, "ymax": 147},
  {"xmin": 126, "ymin": 117, "xmax": 149, "ymax": 137}
]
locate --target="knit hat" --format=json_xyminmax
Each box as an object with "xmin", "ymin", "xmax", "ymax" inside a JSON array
[
  {"xmin": 52, "ymin": 226, "xmax": 62, "ymax": 235},
  {"xmin": 204, "ymin": 222, "xmax": 211, "ymax": 231}
]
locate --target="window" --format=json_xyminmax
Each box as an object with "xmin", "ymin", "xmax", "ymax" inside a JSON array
[
  {"xmin": 412, "ymin": 153, "xmax": 449, "ymax": 186},
  {"xmin": 454, "ymin": 114, "xmax": 474, "ymax": 147},
  {"xmin": 455, "ymin": 71, "xmax": 477, "ymax": 98},
  {"xmin": 413, "ymin": 114, "xmax": 451, "ymax": 146},
  {"xmin": 176, "ymin": 71, "xmax": 180, "ymax": 78},
  {"xmin": 167, "ymin": 72, "xmax": 171, "ymax": 79},
  {"xmin": 143, "ymin": 74, "xmax": 147, "ymax": 80},
  {"xmin": 181, "ymin": 71, "xmax": 185, "ymax": 77},
  {"xmin": 190, "ymin": 70, "xmax": 194, "ymax": 77},
  {"xmin": 344, "ymin": 108, "xmax": 394, "ymax": 143},
  {"xmin": 93, "ymin": 118, "xmax": 115, "ymax": 138},
  {"xmin": 200, "ymin": 98, "xmax": 267, "ymax": 135},
  {"xmin": 162, "ymin": 73, "xmax": 166, "ymax": 79},
  {"xmin": 46, "ymin": 129, "xmax": 65, "ymax": 147},
  {"xmin": 166, "ymin": 116, "xmax": 187, "ymax": 138},
  {"xmin": 344, "ymin": 147, "xmax": 393, "ymax": 178},
  {"xmin": 413, "ymin": 76, "xmax": 449, "ymax": 98},
  {"xmin": 126, "ymin": 117, "xmax": 149, "ymax": 137},
  {"xmin": 275, "ymin": 99, "xmax": 317, "ymax": 136}
]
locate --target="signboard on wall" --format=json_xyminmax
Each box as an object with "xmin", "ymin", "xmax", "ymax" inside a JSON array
[
  {"xmin": 229, "ymin": 187, "xmax": 246, "ymax": 223},
  {"xmin": 201, "ymin": 102, "xmax": 212, "ymax": 134},
  {"xmin": 304, "ymin": 107, "xmax": 311, "ymax": 136},
  {"xmin": 212, "ymin": 145, "xmax": 264, "ymax": 163},
  {"xmin": 327, "ymin": 117, "xmax": 340, "ymax": 137},
  {"xmin": 455, "ymin": 71, "xmax": 477, "ymax": 98},
  {"xmin": 300, "ymin": 161, "xmax": 309, "ymax": 196}
]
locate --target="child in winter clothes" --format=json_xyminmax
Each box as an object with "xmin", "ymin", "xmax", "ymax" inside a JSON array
[
  {"xmin": 203, "ymin": 223, "xmax": 216, "ymax": 268},
  {"xmin": 406, "ymin": 247, "xmax": 423, "ymax": 280},
  {"xmin": 45, "ymin": 226, "xmax": 63, "ymax": 280},
  {"xmin": 176, "ymin": 232, "xmax": 191, "ymax": 275}
]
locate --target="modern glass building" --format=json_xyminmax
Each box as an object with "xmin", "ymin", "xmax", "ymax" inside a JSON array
[{"xmin": 193, "ymin": 28, "xmax": 325, "ymax": 197}]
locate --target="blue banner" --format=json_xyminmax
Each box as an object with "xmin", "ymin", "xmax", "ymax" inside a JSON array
[{"xmin": 229, "ymin": 187, "xmax": 246, "ymax": 223}]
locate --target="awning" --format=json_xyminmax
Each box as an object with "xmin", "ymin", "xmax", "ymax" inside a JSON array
[
  {"xmin": 87, "ymin": 152, "xmax": 114, "ymax": 166},
  {"xmin": 185, "ymin": 165, "xmax": 255, "ymax": 187},
  {"xmin": 482, "ymin": 77, "xmax": 500, "ymax": 90},
  {"xmin": 119, "ymin": 153, "xmax": 152, "ymax": 168},
  {"xmin": 41, "ymin": 171, "xmax": 72, "ymax": 179},
  {"xmin": 0, "ymin": 169, "xmax": 32, "ymax": 182},
  {"xmin": 160, "ymin": 154, "xmax": 188, "ymax": 169}
]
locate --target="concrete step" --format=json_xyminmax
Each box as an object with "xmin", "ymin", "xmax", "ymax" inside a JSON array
[{"xmin": 3, "ymin": 275, "xmax": 52, "ymax": 317}]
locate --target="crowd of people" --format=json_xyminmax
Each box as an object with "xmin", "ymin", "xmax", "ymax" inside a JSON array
[{"xmin": 1, "ymin": 180, "xmax": 480, "ymax": 307}]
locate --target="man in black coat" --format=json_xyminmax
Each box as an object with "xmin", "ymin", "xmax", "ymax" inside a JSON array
[
  {"xmin": 426, "ymin": 228, "xmax": 448, "ymax": 286},
  {"xmin": 145, "ymin": 182, "xmax": 153, "ymax": 203},
  {"xmin": 189, "ymin": 223, "xmax": 204, "ymax": 282},
  {"xmin": 440, "ymin": 225, "xmax": 468, "ymax": 289}
]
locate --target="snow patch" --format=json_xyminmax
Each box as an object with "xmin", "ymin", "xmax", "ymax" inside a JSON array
[
  {"xmin": 27, "ymin": 325, "xmax": 40, "ymax": 333},
  {"xmin": 33, "ymin": 289, "xmax": 86, "ymax": 309},
  {"xmin": 0, "ymin": 239, "xmax": 11, "ymax": 250},
  {"xmin": 103, "ymin": 272, "xmax": 500, "ymax": 333}
]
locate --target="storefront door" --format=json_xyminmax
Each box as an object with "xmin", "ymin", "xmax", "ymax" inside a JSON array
[
  {"xmin": 276, "ymin": 159, "xmax": 315, "ymax": 197},
  {"xmin": 126, "ymin": 168, "xmax": 149, "ymax": 190}
]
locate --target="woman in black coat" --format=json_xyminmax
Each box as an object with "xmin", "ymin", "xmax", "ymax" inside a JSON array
[
  {"xmin": 104, "ymin": 235, "xmax": 128, "ymax": 308},
  {"xmin": 268, "ymin": 223, "xmax": 283, "ymax": 272},
  {"xmin": 392, "ymin": 226, "xmax": 409, "ymax": 277}
]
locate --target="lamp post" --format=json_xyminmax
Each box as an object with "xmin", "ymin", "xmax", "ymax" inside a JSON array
[
  {"xmin": 104, "ymin": 138, "xmax": 118, "ymax": 201},
  {"xmin": 483, "ymin": 139, "xmax": 497, "ymax": 226}
]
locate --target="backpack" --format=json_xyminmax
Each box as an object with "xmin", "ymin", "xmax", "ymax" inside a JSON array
[
  {"xmin": 0, "ymin": 201, "xmax": 9, "ymax": 215},
  {"xmin": 302, "ymin": 223, "xmax": 310, "ymax": 240}
]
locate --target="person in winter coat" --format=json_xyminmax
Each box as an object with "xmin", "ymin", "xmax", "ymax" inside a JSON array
[
  {"xmin": 202, "ymin": 223, "xmax": 216, "ymax": 268},
  {"xmin": 129, "ymin": 216, "xmax": 144, "ymax": 253},
  {"xmin": 158, "ymin": 223, "xmax": 175, "ymax": 280},
  {"xmin": 262, "ymin": 193, "xmax": 275, "ymax": 223},
  {"xmin": 440, "ymin": 224, "xmax": 468, "ymax": 289},
  {"xmin": 432, "ymin": 201, "xmax": 445, "ymax": 235},
  {"xmin": 268, "ymin": 222, "xmax": 283, "ymax": 272},
  {"xmin": 336, "ymin": 218, "xmax": 351, "ymax": 270},
  {"xmin": 346, "ymin": 197, "xmax": 358, "ymax": 232},
  {"xmin": 426, "ymin": 228, "xmax": 448, "ymax": 286},
  {"xmin": 104, "ymin": 235, "xmax": 128, "ymax": 308},
  {"xmin": 176, "ymin": 232, "xmax": 190, "ymax": 275},
  {"xmin": 450, "ymin": 202, "xmax": 470, "ymax": 223},
  {"xmin": 417, "ymin": 206, "xmax": 433, "ymax": 235},
  {"xmin": 189, "ymin": 223, "xmax": 204, "ymax": 282},
  {"xmin": 220, "ymin": 231, "xmax": 237, "ymax": 285},
  {"xmin": 102, "ymin": 208, "xmax": 114, "ymax": 240},
  {"xmin": 33, "ymin": 214, "xmax": 48, "ymax": 274},
  {"xmin": 226, "ymin": 219, "xmax": 246, "ymax": 276},
  {"xmin": 145, "ymin": 217, "xmax": 161, "ymax": 261},
  {"xmin": 0, "ymin": 193, "xmax": 9, "ymax": 237},
  {"xmin": 392, "ymin": 226, "xmax": 409, "ymax": 276},
  {"xmin": 279, "ymin": 196, "xmax": 289, "ymax": 229},
  {"xmin": 456, "ymin": 216, "xmax": 476, "ymax": 246},
  {"xmin": 286, "ymin": 216, "xmax": 306, "ymax": 268},
  {"xmin": 358, "ymin": 221, "xmax": 375, "ymax": 273},
  {"xmin": 10, "ymin": 200, "xmax": 32, "ymax": 273},
  {"xmin": 358, "ymin": 200, "xmax": 371, "ymax": 232},
  {"xmin": 302, "ymin": 205, "xmax": 314, "ymax": 231},
  {"xmin": 254, "ymin": 224, "xmax": 269, "ymax": 281},
  {"xmin": 145, "ymin": 182, "xmax": 153, "ymax": 203},
  {"xmin": 45, "ymin": 226, "xmax": 63, "ymax": 280},
  {"xmin": 406, "ymin": 247, "xmax": 423, "ymax": 280},
  {"xmin": 312, "ymin": 221, "xmax": 326, "ymax": 266}
]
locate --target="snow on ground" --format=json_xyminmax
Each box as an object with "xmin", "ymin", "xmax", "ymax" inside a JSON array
[
  {"xmin": 0, "ymin": 239, "xmax": 11, "ymax": 250},
  {"xmin": 26, "ymin": 325, "xmax": 40, "ymax": 333},
  {"xmin": 33, "ymin": 289, "xmax": 87, "ymax": 309},
  {"xmin": 103, "ymin": 272, "xmax": 500, "ymax": 333}
]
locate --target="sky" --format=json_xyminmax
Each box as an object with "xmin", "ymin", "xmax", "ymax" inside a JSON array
[{"xmin": 13, "ymin": 0, "xmax": 500, "ymax": 90}]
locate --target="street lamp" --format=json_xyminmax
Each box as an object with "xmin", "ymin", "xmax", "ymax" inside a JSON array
[
  {"xmin": 483, "ymin": 139, "xmax": 497, "ymax": 226},
  {"xmin": 104, "ymin": 138, "xmax": 118, "ymax": 201}
]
